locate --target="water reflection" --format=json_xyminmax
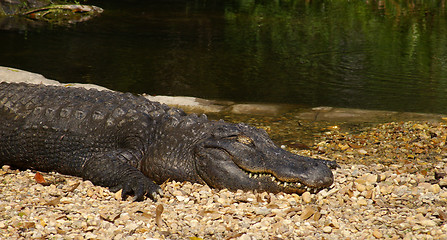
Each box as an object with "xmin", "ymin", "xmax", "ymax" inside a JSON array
[{"xmin": 0, "ymin": 0, "xmax": 446, "ymax": 113}]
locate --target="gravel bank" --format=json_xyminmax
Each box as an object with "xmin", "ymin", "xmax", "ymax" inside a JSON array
[{"xmin": 1, "ymin": 121, "xmax": 447, "ymax": 239}]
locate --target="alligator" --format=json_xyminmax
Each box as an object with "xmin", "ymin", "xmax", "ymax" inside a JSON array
[{"xmin": 0, "ymin": 82, "xmax": 337, "ymax": 201}]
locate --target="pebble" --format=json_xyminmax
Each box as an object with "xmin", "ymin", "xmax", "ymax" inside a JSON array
[
  {"xmin": 302, "ymin": 192, "xmax": 312, "ymax": 203},
  {"xmin": 323, "ymin": 226, "xmax": 332, "ymax": 233},
  {"xmin": 255, "ymin": 207, "xmax": 271, "ymax": 215},
  {"xmin": 0, "ymin": 121, "xmax": 446, "ymax": 239},
  {"xmin": 358, "ymin": 149, "xmax": 368, "ymax": 155},
  {"xmin": 357, "ymin": 198, "xmax": 368, "ymax": 206},
  {"xmin": 85, "ymin": 232, "xmax": 97, "ymax": 239},
  {"xmin": 420, "ymin": 219, "xmax": 437, "ymax": 227},
  {"xmin": 431, "ymin": 184, "xmax": 441, "ymax": 194},
  {"xmin": 440, "ymin": 179, "xmax": 447, "ymax": 187},
  {"xmin": 300, "ymin": 206, "xmax": 315, "ymax": 220},
  {"xmin": 372, "ymin": 229, "xmax": 382, "ymax": 238},
  {"xmin": 356, "ymin": 183, "xmax": 366, "ymax": 192}
]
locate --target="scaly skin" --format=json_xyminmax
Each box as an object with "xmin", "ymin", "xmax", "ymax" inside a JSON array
[{"xmin": 0, "ymin": 82, "xmax": 337, "ymax": 201}]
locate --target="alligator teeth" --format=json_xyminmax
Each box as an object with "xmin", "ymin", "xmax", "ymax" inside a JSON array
[{"xmin": 243, "ymin": 170, "xmax": 319, "ymax": 192}]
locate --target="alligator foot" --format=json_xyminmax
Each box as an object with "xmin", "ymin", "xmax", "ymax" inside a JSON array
[
  {"xmin": 110, "ymin": 176, "xmax": 164, "ymax": 202},
  {"xmin": 81, "ymin": 152, "xmax": 164, "ymax": 202},
  {"xmin": 317, "ymin": 159, "xmax": 340, "ymax": 169}
]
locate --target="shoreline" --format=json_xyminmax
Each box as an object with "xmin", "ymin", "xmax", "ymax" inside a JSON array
[{"xmin": 1, "ymin": 66, "xmax": 446, "ymax": 123}]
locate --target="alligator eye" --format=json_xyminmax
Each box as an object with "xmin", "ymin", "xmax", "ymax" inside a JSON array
[{"xmin": 237, "ymin": 135, "xmax": 253, "ymax": 145}]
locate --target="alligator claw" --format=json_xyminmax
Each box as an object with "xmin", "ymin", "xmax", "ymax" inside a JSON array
[
  {"xmin": 315, "ymin": 159, "xmax": 340, "ymax": 169},
  {"xmin": 112, "ymin": 174, "xmax": 163, "ymax": 202},
  {"xmin": 149, "ymin": 191, "xmax": 162, "ymax": 202},
  {"xmin": 326, "ymin": 160, "xmax": 340, "ymax": 169}
]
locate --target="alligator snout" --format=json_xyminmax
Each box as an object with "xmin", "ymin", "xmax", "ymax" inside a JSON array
[{"xmin": 194, "ymin": 122, "xmax": 337, "ymax": 193}]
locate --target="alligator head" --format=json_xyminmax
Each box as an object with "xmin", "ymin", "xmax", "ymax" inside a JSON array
[{"xmin": 194, "ymin": 122, "xmax": 337, "ymax": 193}]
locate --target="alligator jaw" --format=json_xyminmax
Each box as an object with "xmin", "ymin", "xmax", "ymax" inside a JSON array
[
  {"xmin": 194, "ymin": 123, "xmax": 335, "ymax": 193},
  {"xmin": 232, "ymin": 150, "xmax": 335, "ymax": 193},
  {"xmin": 244, "ymin": 170, "xmax": 324, "ymax": 194},
  {"xmin": 195, "ymin": 147, "xmax": 334, "ymax": 193}
]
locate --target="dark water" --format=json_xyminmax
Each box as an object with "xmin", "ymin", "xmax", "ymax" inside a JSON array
[{"xmin": 1, "ymin": 0, "xmax": 447, "ymax": 114}]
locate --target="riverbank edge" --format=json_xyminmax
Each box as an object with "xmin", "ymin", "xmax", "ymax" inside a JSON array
[{"xmin": 1, "ymin": 66, "xmax": 445, "ymax": 123}]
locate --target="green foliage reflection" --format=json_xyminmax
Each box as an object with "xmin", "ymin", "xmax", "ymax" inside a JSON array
[{"xmin": 221, "ymin": 0, "xmax": 447, "ymax": 111}]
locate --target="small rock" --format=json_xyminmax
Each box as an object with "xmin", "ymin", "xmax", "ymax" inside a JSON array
[
  {"xmin": 302, "ymin": 192, "xmax": 312, "ymax": 203},
  {"xmin": 85, "ymin": 232, "xmax": 97, "ymax": 239},
  {"xmin": 364, "ymin": 174, "xmax": 379, "ymax": 184},
  {"xmin": 119, "ymin": 212, "xmax": 130, "ymax": 221},
  {"xmin": 419, "ymin": 219, "xmax": 437, "ymax": 227},
  {"xmin": 380, "ymin": 185, "xmax": 393, "ymax": 195},
  {"xmin": 239, "ymin": 234, "xmax": 252, "ymax": 240},
  {"xmin": 357, "ymin": 198, "xmax": 368, "ymax": 206},
  {"xmin": 114, "ymin": 233, "xmax": 124, "ymax": 240},
  {"xmin": 372, "ymin": 229, "xmax": 383, "ymax": 238},
  {"xmin": 320, "ymin": 188, "xmax": 338, "ymax": 198},
  {"xmin": 330, "ymin": 219, "xmax": 340, "ymax": 229},
  {"xmin": 125, "ymin": 223, "xmax": 139, "ymax": 231},
  {"xmin": 440, "ymin": 178, "xmax": 447, "ymax": 187},
  {"xmin": 313, "ymin": 211, "xmax": 322, "ymax": 221},
  {"xmin": 114, "ymin": 189, "xmax": 122, "ymax": 200},
  {"xmin": 255, "ymin": 207, "xmax": 271, "ymax": 216},
  {"xmin": 438, "ymin": 210, "xmax": 447, "ymax": 221},
  {"xmin": 418, "ymin": 182, "xmax": 432, "ymax": 192},
  {"xmin": 60, "ymin": 197, "xmax": 73, "ymax": 204},
  {"xmin": 86, "ymin": 188, "xmax": 95, "ymax": 197},
  {"xmin": 431, "ymin": 184, "xmax": 441, "ymax": 194},
  {"xmin": 363, "ymin": 190, "xmax": 373, "ymax": 199},
  {"xmin": 176, "ymin": 195, "xmax": 186, "ymax": 202},
  {"xmin": 358, "ymin": 149, "xmax": 368, "ymax": 155},
  {"xmin": 31, "ymin": 232, "xmax": 43, "ymax": 239},
  {"xmin": 440, "ymin": 192, "xmax": 447, "ymax": 202},
  {"xmin": 322, "ymin": 226, "xmax": 332, "ymax": 233},
  {"xmin": 356, "ymin": 184, "xmax": 366, "ymax": 192},
  {"xmin": 338, "ymin": 143, "xmax": 350, "ymax": 151},
  {"xmin": 300, "ymin": 206, "xmax": 315, "ymax": 220}
]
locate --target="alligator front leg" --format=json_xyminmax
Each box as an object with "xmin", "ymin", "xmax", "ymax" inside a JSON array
[{"xmin": 80, "ymin": 151, "xmax": 163, "ymax": 201}]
